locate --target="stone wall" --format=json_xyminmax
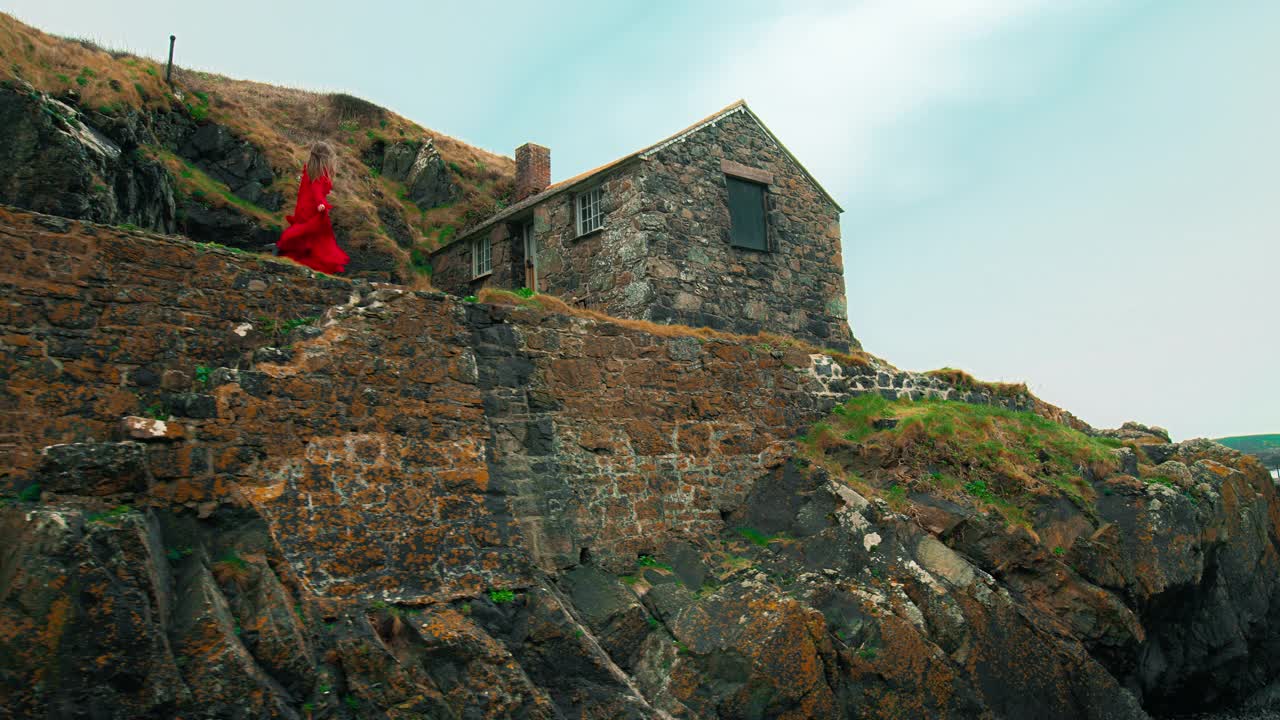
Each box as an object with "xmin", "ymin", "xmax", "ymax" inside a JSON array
[
  {"xmin": 430, "ymin": 219, "xmax": 522, "ymax": 296},
  {"xmin": 11, "ymin": 206, "xmax": 1280, "ymax": 719},
  {"xmin": 0, "ymin": 207, "xmax": 524, "ymax": 602},
  {"xmin": 638, "ymin": 109, "xmax": 853, "ymax": 350},
  {"xmin": 431, "ymin": 162, "xmax": 652, "ymax": 316},
  {"xmin": 800, "ymin": 355, "xmax": 1091, "ymax": 431},
  {"xmin": 1, "ymin": 205, "xmax": 838, "ymax": 589},
  {"xmin": 432, "ymin": 107, "xmax": 855, "ymax": 350},
  {"xmin": 1, "ymin": 205, "xmax": 1069, "ymax": 592}
]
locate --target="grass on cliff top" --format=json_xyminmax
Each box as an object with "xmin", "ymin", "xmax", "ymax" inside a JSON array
[
  {"xmin": 477, "ymin": 288, "xmax": 874, "ymax": 367},
  {"xmin": 803, "ymin": 394, "xmax": 1122, "ymax": 527},
  {"xmin": 1, "ymin": 13, "xmax": 513, "ymax": 282},
  {"xmin": 0, "ymin": 14, "xmax": 174, "ymax": 111},
  {"xmin": 924, "ymin": 367, "xmax": 1029, "ymax": 399}
]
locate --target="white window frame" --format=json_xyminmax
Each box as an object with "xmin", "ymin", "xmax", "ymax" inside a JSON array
[
  {"xmin": 471, "ymin": 236, "xmax": 491, "ymax": 278},
  {"xmin": 575, "ymin": 186, "xmax": 604, "ymax": 236}
]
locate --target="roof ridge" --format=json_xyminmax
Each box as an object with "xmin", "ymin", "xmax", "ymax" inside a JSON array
[
  {"xmin": 638, "ymin": 100, "xmax": 747, "ymax": 159},
  {"xmin": 438, "ymin": 98, "xmax": 839, "ymax": 250}
]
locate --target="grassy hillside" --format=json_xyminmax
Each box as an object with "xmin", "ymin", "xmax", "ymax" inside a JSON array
[
  {"xmin": 1218, "ymin": 434, "xmax": 1280, "ymax": 471},
  {"xmin": 0, "ymin": 12, "xmax": 513, "ymax": 281},
  {"xmin": 1217, "ymin": 434, "xmax": 1280, "ymax": 454},
  {"xmin": 800, "ymin": 394, "xmax": 1127, "ymax": 530}
]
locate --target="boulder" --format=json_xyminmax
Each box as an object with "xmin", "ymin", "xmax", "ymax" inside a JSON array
[
  {"xmin": 0, "ymin": 85, "xmax": 176, "ymax": 232},
  {"xmin": 35, "ymin": 441, "xmax": 151, "ymax": 495},
  {"xmin": 379, "ymin": 139, "xmax": 460, "ymax": 210}
]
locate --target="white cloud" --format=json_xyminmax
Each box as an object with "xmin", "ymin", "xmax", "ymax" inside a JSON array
[{"xmin": 693, "ymin": 0, "xmax": 1077, "ymax": 201}]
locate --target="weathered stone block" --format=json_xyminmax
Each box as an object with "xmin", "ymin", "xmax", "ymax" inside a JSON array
[{"xmin": 36, "ymin": 441, "xmax": 151, "ymax": 495}]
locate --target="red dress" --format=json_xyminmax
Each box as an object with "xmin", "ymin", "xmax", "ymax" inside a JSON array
[{"xmin": 277, "ymin": 169, "xmax": 349, "ymax": 274}]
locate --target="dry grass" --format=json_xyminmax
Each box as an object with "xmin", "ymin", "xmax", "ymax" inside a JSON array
[
  {"xmin": 925, "ymin": 367, "xmax": 1028, "ymax": 398},
  {"xmin": 476, "ymin": 288, "xmax": 875, "ymax": 366},
  {"xmin": 0, "ymin": 13, "xmax": 174, "ymax": 112},
  {"xmin": 1, "ymin": 12, "xmax": 515, "ymax": 279},
  {"xmin": 170, "ymin": 69, "xmax": 514, "ymax": 264}
]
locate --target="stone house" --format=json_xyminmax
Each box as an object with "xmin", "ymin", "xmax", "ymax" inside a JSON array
[{"xmin": 429, "ymin": 101, "xmax": 855, "ymax": 349}]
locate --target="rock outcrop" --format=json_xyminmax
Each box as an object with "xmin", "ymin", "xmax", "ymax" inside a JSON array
[
  {"xmin": 179, "ymin": 123, "xmax": 282, "ymax": 211},
  {"xmin": 368, "ymin": 138, "xmax": 462, "ymax": 211},
  {"xmin": 0, "ymin": 81, "xmax": 276, "ymax": 247},
  {"xmin": 2, "ymin": 206, "xmax": 1279, "ymax": 719},
  {"xmin": 0, "ymin": 84, "xmax": 177, "ymax": 232}
]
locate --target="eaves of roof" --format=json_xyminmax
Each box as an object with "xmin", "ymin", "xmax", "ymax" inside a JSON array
[{"xmin": 434, "ymin": 99, "xmax": 840, "ymax": 255}]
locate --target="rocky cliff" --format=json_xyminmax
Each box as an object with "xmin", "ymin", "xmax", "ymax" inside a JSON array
[
  {"xmin": 3, "ymin": 206, "xmax": 1280, "ymax": 719},
  {"xmin": 0, "ymin": 13, "xmax": 514, "ymax": 284}
]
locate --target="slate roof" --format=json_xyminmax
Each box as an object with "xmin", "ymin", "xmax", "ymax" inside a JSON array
[{"xmin": 435, "ymin": 100, "xmax": 840, "ymax": 253}]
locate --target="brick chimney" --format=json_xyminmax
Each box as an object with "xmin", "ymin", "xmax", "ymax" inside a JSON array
[{"xmin": 515, "ymin": 143, "xmax": 550, "ymax": 201}]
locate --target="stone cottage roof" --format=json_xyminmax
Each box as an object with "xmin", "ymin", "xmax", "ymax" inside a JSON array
[{"xmin": 437, "ymin": 100, "xmax": 841, "ymax": 253}]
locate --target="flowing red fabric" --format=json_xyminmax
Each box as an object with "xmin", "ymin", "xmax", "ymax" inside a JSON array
[{"xmin": 276, "ymin": 169, "xmax": 349, "ymax": 274}]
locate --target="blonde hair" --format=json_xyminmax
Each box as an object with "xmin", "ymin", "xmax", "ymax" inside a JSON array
[{"xmin": 305, "ymin": 141, "xmax": 336, "ymax": 179}]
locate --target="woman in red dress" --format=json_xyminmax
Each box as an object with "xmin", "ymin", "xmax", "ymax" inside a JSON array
[{"xmin": 277, "ymin": 141, "xmax": 349, "ymax": 274}]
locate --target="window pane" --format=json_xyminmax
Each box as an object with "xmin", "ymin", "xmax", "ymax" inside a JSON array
[
  {"xmin": 474, "ymin": 237, "xmax": 491, "ymax": 276},
  {"xmin": 578, "ymin": 188, "xmax": 604, "ymax": 234},
  {"xmin": 727, "ymin": 177, "xmax": 767, "ymax": 250}
]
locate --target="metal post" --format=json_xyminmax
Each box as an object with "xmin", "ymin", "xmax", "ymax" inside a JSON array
[{"xmin": 165, "ymin": 35, "xmax": 176, "ymax": 85}]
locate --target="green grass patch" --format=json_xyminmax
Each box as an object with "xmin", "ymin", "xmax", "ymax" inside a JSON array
[
  {"xmin": 257, "ymin": 315, "xmax": 317, "ymax": 337},
  {"xmin": 637, "ymin": 554, "xmax": 674, "ymax": 572},
  {"xmin": 166, "ymin": 546, "xmax": 194, "ymax": 562},
  {"xmin": 410, "ymin": 248, "xmax": 432, "ymax": 276},
  {"xmin": 195, "ymin": 240, "xmax": 246, "ymax": 255},
  {"xmin": 217, "ymin": 550, "xmax": 248, "ymax": 570},
  {"xmin": 829, "ymin": 393, "xmax": 892, "ymax": 443},
  {"xmin": 143, "ymin": 401, "xmax": 167, "ymax": 420},
  {"xmin": 87, "ymin": 505, "xmax": 132, "ymax": 524},
  {"xmin": 146, "ymin": 146, "xmax": 277, "ymax": 223},
  {"xmin": 736, "ymin": 527, "xmax": 785, "ymax": 547},
  {"xmin": 488, "ymin": 588, "xmax": 516, "ymax": 604},
  {"xmin": 802, "ymin": 394, "xmax": 1120, "ymax": 529},
  {"xmin": 885, "ymin": 483, "xmax": 907, "ymax": 508}
]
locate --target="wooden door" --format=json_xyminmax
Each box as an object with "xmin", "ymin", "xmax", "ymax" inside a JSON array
[{"xmin": 522, "ymin": 222, "xmax": 538, "ymax": 290}]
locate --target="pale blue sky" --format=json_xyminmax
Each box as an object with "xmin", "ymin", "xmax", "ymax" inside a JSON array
[{"xmin": 5, "ymin": 1, "xmax": 1275, "ymax": 439}]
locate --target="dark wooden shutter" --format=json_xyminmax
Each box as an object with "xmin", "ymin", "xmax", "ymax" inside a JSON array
[{"xmin": 727, "ymin": 177, "xmax": 767, "ymax": 250}]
